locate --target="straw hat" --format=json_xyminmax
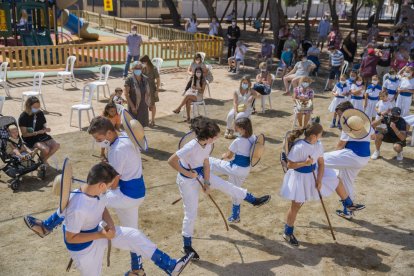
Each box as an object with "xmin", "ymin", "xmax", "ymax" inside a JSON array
[
  {"xmin": 340, "ymin": 109, "xmax": 371, "ymax": 139},
  {"xmin": 179, "ymin": 131, "xmax": 215, "ymax": 154},
  {"xmin": 52, "ymin": 158, "xmax": 73, "ymax": 212},
  {"xmin": 122, "ymin": 109, "xmax": 148, "ymax": 151},
  {"xmin": 250, "ymin": 134, "xmax": 265, "ymax": 167}
]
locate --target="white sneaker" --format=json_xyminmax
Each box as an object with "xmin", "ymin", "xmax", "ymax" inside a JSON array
[
  {"xmin": 396, "ymin": 152, "xmax": 403, "ymax": 161},
  {"xmin": 371, "ymin": 150, "xmax": 380, "ymax": 160}
]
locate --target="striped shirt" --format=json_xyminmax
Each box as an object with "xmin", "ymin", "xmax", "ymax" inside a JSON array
[{"xmin": 330, "ymin": 50, "xmax": 344, "ymax": 67}]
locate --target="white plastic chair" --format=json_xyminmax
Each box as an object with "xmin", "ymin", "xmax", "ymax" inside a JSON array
[
  {"xmin": 190, "ymin": 100, "xmax": 207, "ymax": 117},
  {"xmin": 236, "ymin": 57, "xmax": 245, "ymax": 72},
  {"xmin": 0, "ymin": 95, "xmax": 5, "ymax": 114},
  {"xmin": 403, "ymin": 115, "xmax": 414, "ymax": 146},
  {"xmin": 196, "ymin": 52, "xmax": 206, "ymax": 62},
  {"xmin": 0, "ymin": 62, "xmax": 10, "ymax": 97},
  {"xmin": 21, "ymin": 72, "xmax": 46, "ymax": 110},
  {"xmin": 260, "ymin": 74, "xmax": 275, "ymax": 113},
  {"xmin": 90, "ymin": 64, "xmax": 111, "ymax": 102},
  {"xmin": 205, "ymin": 64, "xmax": 213, "ymax": 98},
  {"xmin": 324, "ymin": 60, "xmax": 349, "ymax": 91},
  {"xmin": 70, "ymin": 83, "xmax": 97, "ymax": 130},
  {"xmin": 57, "ymin": 56, "xmax": 77, "ymax": 90}
]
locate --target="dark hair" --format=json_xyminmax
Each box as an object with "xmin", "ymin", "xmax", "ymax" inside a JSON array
[
  {"xmin": 103, "ymin": 102, "xmax": 118, "ymax": 117},
  {"xmin": 288, "ymin": 122, "xmax": 323, "ymax": 143},
  {"xmin": 235, "ymin": 117, "xmax": 253, "ymax": 138},
  {"xmin": 190, "ymin": 116, "xmax": 220, "ymax": 141},
  {"xmin": 88, "ymin": 116, "xmax": 116, "ymax": 135},
  {"xmin": 335, "ymin": 101, "xmax": 354, "ymax": 113},
  {"xmin": 194, "ymin": 53, "xmax": 202, "ymax": 62},
  {"xmin": 24, "ymin": 96, "xmax": 40, "ymax": 114},
  {"xmin": 139, "ymin": 55, "xmax": 154, "ymax": 71},
  {"xmin": 87, "ymin": 162, "xmax": 119, "ymax": 185},
  {"xmin": 193, "ymin": 67, "xmax": 204, "ymax": 86}
]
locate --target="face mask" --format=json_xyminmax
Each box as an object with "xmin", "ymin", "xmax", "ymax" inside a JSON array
[
  {"xmin": 196, "ymin": 73, "xmax": 202, "ymax": 78},
  {"xmin": 350, "ymin": 76, "xmax": 356, "ymax": 80},
  {"xmin": 131, "ymin": 30, "xmax": 137, "ymax": 35},
  {"xmin": 261, "ymin": 69, "xmax": 266, "ymax": 72},
  {"xmin": 232, "ymin": 23, "xmax": 236, "ymax": 27},
  {"xmin": 31, "ymin": 107, "xmax": 39, "ymax": 113},
  {"xmin": 340, "ymin": 81, "xmax": 346, "ymax": 85},
  {"xmin": 351, "ymin": 34, "xmax": 355, "ymax": 39},
  {"xmin": 390, "ymin": 74, "xmax": 396, "ymax": 79},
  {"xmin": 404, "ymin": 72, "xmax": 411, "ymax": 77},
  {"xmin": 301, "ymin": 82, "xmax": 309, "ymax": 88},
  {"xmin": 97, "ymin": 139, "xmax": 110, "ymax": 149},
  {"xmin": 133, "ymin": 69, "xmax": 142, "ymax": 76},
  {"xmin": 356, "ymin": 81, "xmax": 362, "ymax": 85},
  {"xmin": 287, "ymin": 48, "xmax": 291, "ymax": 52},
  {"xmin": 241, "ymin": 83, "xmax": 249, "ymax": 90},
  {"xmin": 372, "ymin": 80, "xmax": 378, "ymax": 85}
]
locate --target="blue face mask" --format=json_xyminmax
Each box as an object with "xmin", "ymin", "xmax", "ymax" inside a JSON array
[
  {"xmin": 241, "ymin": 83, "xmax": 249, "ymax": 90},
  {"xmin": 134, "ymin": 70, "xmax": 142, "ymax": 76},
  {"xmin": 31, "ymin": 108, "xmax": 39, "ymax": 113}
]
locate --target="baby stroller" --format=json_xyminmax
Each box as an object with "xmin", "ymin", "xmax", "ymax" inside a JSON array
[{"xmin": 0, "ymin": 116, "xmax": 46, "ymax": 191}]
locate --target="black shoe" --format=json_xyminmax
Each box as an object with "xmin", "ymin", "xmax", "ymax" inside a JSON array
[
  {"xmin": 283, "ymin": 233, "xmax": 299, "ymax": 246},
  {"xmin": 347, "ymin": 203, "xmax": 365, "ymax": 212},
  {"xmin": 232, "ymin": 69, "xmax": 237, "ymax": 73},
  {"xmin": 252, "ymin": 195, "xmax": 271, "ymax": 207},
  {"xmin": 183, "ymin": 246, "xmax": 200, "ymax": 260},
  {"xmin": 228, "ymin": 67, "xmax": 233, "ymax": 72}
]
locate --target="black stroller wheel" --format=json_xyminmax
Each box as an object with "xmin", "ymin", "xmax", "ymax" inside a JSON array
[
  {"xmin": 10, "ymin": 179, "xmax": 20, "ymax": 191},
  {"xmin": 38, "ymin": 165, "xmax": 46, "ymax": 180}
]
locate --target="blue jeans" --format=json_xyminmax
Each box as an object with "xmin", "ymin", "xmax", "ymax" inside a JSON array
[{"xmin": 124, "ymin": 54, "xmax": 140, "ymax": 77}]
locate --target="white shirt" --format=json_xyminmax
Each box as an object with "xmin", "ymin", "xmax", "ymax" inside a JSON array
[
  {"xmin": 229, "ymin": 135, "xmax": 256, "ymax": 157},
  {"xmin": 375, "ymin": 100, "xmax": 392, "ymax": 120},
  {"xmin": 287, "ymin": 140, "xmax": 324, "ymax": 165},
  {"xmin": 108, "ymin": 134, "xmax": 142, "ymax": 181},
  {"xmin": 235, "ymin": 89, "xmax": 252, "ymax": 106},
  {"xmin": 235, "ymin": 45, "xmax": 247, "ymax": 60},
  {"xmin": 351, "ymin": 84, "xmax": 365, "ymax": 97},
  {"xmin": 398, "ymin": 77, "xmax": 414, "ymax": 90},
  {"xmin": 366, "ymin": 84, "xmax": 382, "ymax": 98},
  {"xmin": 209, "ymin": 22, "xmax": 219, "ymax": 36},
  {"xmin": 64, "ymin": 189, "xmax": 107, "ymax": 234},
  {"xmin": 307, "ymin": 46, "xmax": 320, "ymax": 57},
  {"xmin": 383, "ymin": 78, "xmax": 400, "ymax": 91},
  {"xmin": 333, "ymin": 83, "xmax": 350, "ymax": 96},
  {"xmin": 176, "ymin": 139, "xmax": 212, "ymax": 169}
]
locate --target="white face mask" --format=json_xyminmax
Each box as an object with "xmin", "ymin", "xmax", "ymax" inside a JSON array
[
  {"xmin": 97, "ymin": 139, "xmax": 110, "ymax": 149},
  {"xmin": 131, "ymin": 30, "xmax": 137, "ymax": 35},
  {"xmin": 390, "ymin": 74, "xmax": 396, "ymax": 79},
  {"xmin": 241, "ymin": 83, "xmax": 249, "ymax": 90},
  {"xmin": 404, "ymin": 72, "xmax": 411, "ymax": 77},
  {"xmin": 356, "ymin": 81, "xmax": 363, "ymax": 85},
  {"xmin": 195, "ymin": 73, "xmax": 202, "ymax": 78},
  {"xmin": 232, "ymin": 22, "xmax": 236, "ymax": 27},
  {"xmin": 372, "ymin": 80, "xmax": 378, "ymax": 85},
  {"xmin": 340, "ymin": 81, "xmax": 346, "ymax": 85},
  {"xmin": 31, "ymin": 107, "xmax": 39, "ymax": 113},
  {"xmin": 301, "ymin": 82, "xmax": 309, "ymax": 88},
  {"xmin": 261, "ymin": 69, "xmax": 266, "ymax": 72}
]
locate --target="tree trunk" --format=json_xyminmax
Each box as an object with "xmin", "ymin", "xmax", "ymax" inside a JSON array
[
  {"xmin": 327, "ymin": 0, "xmax": 339, "ymax": 29},
  {"xmin": 200, "ymin": 0, "xmax": 217, "ymax": 20},
  {"xmin": 269, "ymin": 0, "xmax": 286, "ymax": 46},
  {"xmin": 243, "ymin": 0, "xmax": 248, "ymax": 30},
  {"xmin": 395, "ymin": 0, "xmax": 403, "ymax": 24},
  {"xmin": 256, "ymin": 0, "xmax": 265, "ymax": 19},
  {"xmin": 163, "ymin": 0, "xmax": 181, "ymax": 27},
  {"xmin": 304, "ymin": 0, "xmax": 312, "ymax": 40},
  {"xmin": 374, "ymin": 0, "xmax": 385, "ymax": 24}
]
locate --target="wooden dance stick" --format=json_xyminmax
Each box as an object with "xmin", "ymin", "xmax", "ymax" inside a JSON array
[
  {"xmin": 310, "ymin": 156, "xmax": 336, "ymax": 241},
  {"xmin": 171, "ymin": 165, "xmax": 229, "ymax": 231}
]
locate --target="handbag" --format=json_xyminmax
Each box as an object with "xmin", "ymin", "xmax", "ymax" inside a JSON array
[
  {"xmin": 295, "ymin": 99, "xmax": 313, "ymax": 112},
  {"xmin": 237, "ymin": 104, "xmax": 247, "ymax": 113}
]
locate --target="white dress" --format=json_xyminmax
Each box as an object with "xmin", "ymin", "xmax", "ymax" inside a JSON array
[
  {"xmin": 328, "ymin": 82, "xmax": 350, "ymax": 112},
  {"xmin": 280, "ymin": 140, "xmax": 339, "ymax": 203},
  {"xmin": 364, "ymin": 84, "xmax": 382, "ymax": 118},
  {"xmin": 383, "ymin": 77, "xmax": 400, "ymax": 107},
  {"xmin": 350, "ymin": 83, "xmax": 365, "ymax": 111},
  {"xmin": 396, "ymin": 77, "xmax": 414, "ymax": 117}
]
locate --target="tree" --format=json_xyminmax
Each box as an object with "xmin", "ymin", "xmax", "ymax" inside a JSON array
[
  {"xmin": 200, "ymin": 0, "xmax": 217, "ymax": 20},
  {"xmin": 327, "ymin": 0, "xmax": 339, "ymax": 29},
  {"xmin": 373, "ymin": 0, "xmax": 385, "ymax": 24},
  {"xmin": 256, "ymin": 0, "xmax": 265, "ymax": 19},
  {"xmin": 349, "ymin": 0, "xmax": 365, "ymax": 31},
  {"xmin": 269, "ymin": 0, "xmax": 286, "ymax": 46},
  {"xmin": 242, "ymin": 0, "xmax": 248, "ymax": 30},
  {"xmin": 304, "ymin": 0, "xmax": 312, "ymax": 40},
  {"xmin": 163, "ymin": 0, "xmax": 181, "ymax": 27}
]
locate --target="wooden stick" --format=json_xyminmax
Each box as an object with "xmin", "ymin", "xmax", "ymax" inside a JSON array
[{"xmin": 310, "ymin": 156, "xmax": 336, "ymax": 241}]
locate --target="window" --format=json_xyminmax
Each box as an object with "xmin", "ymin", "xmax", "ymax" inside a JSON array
[{"xmin": 142, "ymin": 0, "xmax": 160, "ymax": 8}]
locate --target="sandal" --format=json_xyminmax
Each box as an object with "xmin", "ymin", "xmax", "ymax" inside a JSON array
[
  {"xmin": 125, "ymin": 269, "xmax": 146, "ymax": 276},
  {"xmin": 173, "ymin": 109, "xmax": 180, "ymax": 114},
  {"xmin": 23, "ymin": 215, "xmax": 51, "ymax": 238},
  {"xmin": 149, "ymin": 121, "xmax": 155, "ymax": 127}
]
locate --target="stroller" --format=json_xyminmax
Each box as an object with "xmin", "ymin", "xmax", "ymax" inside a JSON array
[{"xmin": 0, "ymin": 116, "xmax": 46, "ymax": 191}]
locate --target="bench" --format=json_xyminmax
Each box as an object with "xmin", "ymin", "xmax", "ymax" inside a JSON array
[{"xmin": 160, "ymin": 14, "xmax": 181, "ymax": 24}]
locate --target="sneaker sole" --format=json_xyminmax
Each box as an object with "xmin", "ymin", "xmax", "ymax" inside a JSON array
[
  {"xmin": 23, "ymin": 216, "xmax": 47, "ymax": 238},
  {"xmin": 174, "ymin": 252, "xmax": 195, "ymax": 276},
  {"xmin": 255, "ymin": 195, "xmax": 271, "ymax": 207},
  {"xmin": 336, "ymin": 210, "xmax": 352, "ymax": 220}
]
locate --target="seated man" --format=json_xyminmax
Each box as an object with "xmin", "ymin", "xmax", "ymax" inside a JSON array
[
  {"xmin": 228, "ymin": 41, "xmax": 247, "ymax": 73},
  {"xmin": 256, "ymin": 38, "xmax": 273, "ymax": 68},
  {"xmin": 306, "ymin": 43, "xmax": 321, "ymax": 75},
  {"xmin": 371, "ymin": 107, "xmax": 408, "ymax": 161},
  {"xmin": 283, "ymin": 54, "xmax": 316, "ymax": 95}
]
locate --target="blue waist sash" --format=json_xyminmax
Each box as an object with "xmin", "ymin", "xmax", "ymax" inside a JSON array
[
  {"xmin": 387, "ymin": 89, "xmax": 396, "ymax": 95},
  {"xmin": 230, "ymin": 154, "xmax": 250, "ymax": 167},
  {"xmin": 335, "ymin": 95, "xmax": 345, "ymax": 99},
  {"xmin": 119, "ymin": 176, "xmax": 146, "ymax": 199},
  {"xmin": 351, "ymin": 95, "xmax": 363, "ymax": 100},
  {"xmin": 345, "ymin": 141, "xmax": 370, "ymax": 157},
  {"xmin": 400, "ymin": 92, "xmax": 412, "ymax": 97},
  {"xmin": 368, "ymin": 96, "xmax": 379, "ymax": 100},
  {"xmin": 180, "ymin": 161, "xmax": 204, "ymax": 178},
  {"xmin": 294, "ymin": 163, "xmax": 316, "ymax": 173},
  {"xmin": 63, "ymin": 225, "xmax": 99, "ymax": 252}
]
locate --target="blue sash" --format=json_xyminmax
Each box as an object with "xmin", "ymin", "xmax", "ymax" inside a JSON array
[
  {"xmin": 230, "ymin": 154, "xmax": 250, "ymax": 167},
  {"xmin": 63, "ymin": 225, "xmax": 99, "ymax": 251},
  {"xmin": 119, "ymin": 176, "xmax": 146, "ymax": 199},
  {"xmin": 387, "ymin": 89, "xmax": 396, "ymax": 95},
  {"xmin": 335, "ymin": 95, "xmax": 345, "ymax": 99},
  {"xmin": 400, "ymin": 92, "xmax": 412, "ymax": 97},
  {"xmin": 294, "ymin": 163, "xmax": 316, "ymax": 173},
  {"xmin": 180, "ymin": 161, "xmax": 204, "ymax": 178},
  {"xmin": 345, "ymin": 141, "xmax": 370, "ymax": 157},
  {"xmin": 368, "ymin": 96, "xmax": 379, "ymax": 100},
  {"xmin": 351, "ymin": 95, "xmax": 363, "ymax": 100}
]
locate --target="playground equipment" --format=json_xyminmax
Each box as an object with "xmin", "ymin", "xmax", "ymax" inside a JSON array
[{"xmin": 0, "ymin": 0, "xmax": 98, "ymax": 46}]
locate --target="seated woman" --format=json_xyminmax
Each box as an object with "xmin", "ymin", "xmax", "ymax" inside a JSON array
[
  {"xmin": 18, "ymin": 96, "xmax": 60, "ymax": 165},
  {"xmin": 173, "ymin": 67, "xmax": 206, "ymax": 122},
  {"xmin": 279, "ymin": 47, "xmax": 293, "ymax": 77},
  {"xmin": 283, "ymin": 54, "xmax": 316, "ymax": 96},
  {"xmin": 225, "ymin": 76, "xmax": 257, "ymax": 139},
  {"xmin": 185, "ymin": 53, "xmax": 207, "ymax": 92},
  {"xmin": 253, "ymin": 62, "xmax": 272, "ymax": 96},
  {"xmin": 228, "ymin": 41, "xmax": 247, "ymax": 73},
  {"xmin": 293, "ymin": 76, "xmax": 315, "ymax": 128}
]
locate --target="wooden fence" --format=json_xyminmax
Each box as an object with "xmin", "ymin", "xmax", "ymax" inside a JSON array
[{"xmin": 0, "ymin": 38, "xmax": 224, "ymax": 70}]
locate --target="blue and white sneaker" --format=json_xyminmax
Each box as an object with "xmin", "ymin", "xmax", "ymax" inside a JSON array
[
  {"xmin": 171, "ymin": 252, "xmax": 194, "ymax": 276},
  {"xmin": 228, "ymin": 215, "xmax": 240, "ymax": 223},
  {"xmin": 336, "ymin": 210, "xmax": 353, "ymax": 220}
]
